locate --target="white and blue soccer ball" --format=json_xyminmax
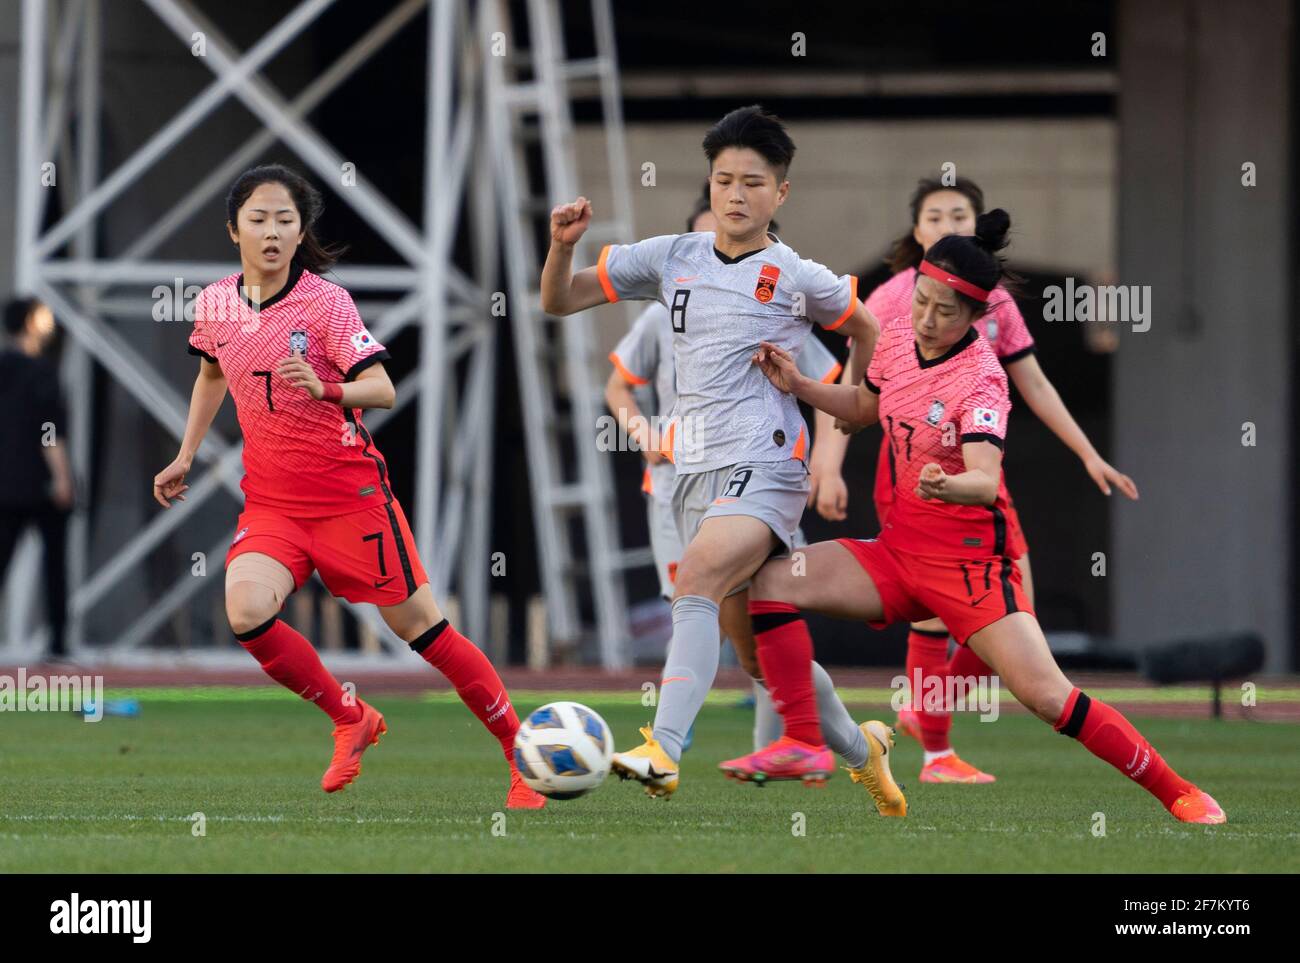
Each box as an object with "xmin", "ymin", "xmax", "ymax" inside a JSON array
[{"xmin": 513, "ymin": 701, "xmax": 614, "ymax": 800}]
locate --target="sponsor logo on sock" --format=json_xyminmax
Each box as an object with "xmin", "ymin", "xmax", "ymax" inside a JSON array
[
  {"xmin": 1126, "ymin": 745, "xmax": 1152, "ymax": 780},
  {"xmin": 49, "ymin": 893, "xmax": 151, "ymax": 943},
  {"xmin": 486, "ymin": 696, "xmax": 511, "ymax": 724}
]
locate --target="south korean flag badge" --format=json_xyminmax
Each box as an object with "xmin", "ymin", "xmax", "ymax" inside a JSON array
[
  {"xmin": 350, "ymin": 329, "xmax": 376, "ymax": 354},
  {"xmin": 289, "ymin": 329, "xmax": 309, "ymax": 354},
  {"xmin": 973, "ymin": 407, "xmax": 1000, "ymax": 430}
]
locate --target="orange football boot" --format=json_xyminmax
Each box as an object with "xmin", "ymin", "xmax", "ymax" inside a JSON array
[{"xmin": 321, "ymin": 699, "xmax": 386, "ymax": 793}]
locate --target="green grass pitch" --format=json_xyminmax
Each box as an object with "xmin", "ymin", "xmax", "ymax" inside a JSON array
[{"xmin": 3, "ymin": 692, "xmax": 1297, "ymax": 873}]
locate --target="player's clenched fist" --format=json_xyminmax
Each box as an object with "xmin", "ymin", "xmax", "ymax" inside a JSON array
[
  {"xmin": 551, "ymin": 196, "xmax": 592, "ymax": 246},
  {"xmin": 278, "ymin": 352, "xmax": 323, "ymax": 399},
  {"xmin": 915, "ymin": 462, "xmax": 946, "ymax": 500}
]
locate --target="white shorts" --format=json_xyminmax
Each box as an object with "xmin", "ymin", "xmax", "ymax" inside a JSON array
[{"xmin": 672, "ymin": 460, "xmax": 810, "ymax": 557}]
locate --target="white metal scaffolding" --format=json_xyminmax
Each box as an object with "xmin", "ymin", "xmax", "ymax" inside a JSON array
[{"xmin": 9, "ymin": 0, "xmax": 638, "ymax": 667}]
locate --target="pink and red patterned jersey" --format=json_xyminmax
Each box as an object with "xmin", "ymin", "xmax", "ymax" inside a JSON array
[
  {"xmin": 865, "ymin": 267, "xmax": 1034, "ymax": 362},
  {"xmin": 866, "ymin": 319, "xmax": 1014, "ymax": 557},
  {"xmin": 187, "ymin": 262, "xmax": 393, "ymax": 518}
]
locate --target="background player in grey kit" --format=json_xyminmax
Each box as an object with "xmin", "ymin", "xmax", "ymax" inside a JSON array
[{"xmin": 543, "ymin": 105, "xmax": 883, "ymax": 798}]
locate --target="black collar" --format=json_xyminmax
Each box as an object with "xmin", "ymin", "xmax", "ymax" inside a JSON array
[
  {"xmin": 915, "ymin": 326, "xmax": 978, "ymax": 368},
  {"xmin": 712, "ymin": 245, "xmax": 767, "ymax": 265},
  {"xmin": 237, "ymin": 260, "xmax": 304, "ymax": 311}
]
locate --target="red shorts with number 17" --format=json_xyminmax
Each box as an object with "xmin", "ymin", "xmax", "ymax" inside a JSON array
[
  {"xmin": 835, "ymin": 536, "xmax": 1033, "ymax": 645},
  {"xmin": 226, "ymin": 498, "xmax": 428, "ymax": 606}
]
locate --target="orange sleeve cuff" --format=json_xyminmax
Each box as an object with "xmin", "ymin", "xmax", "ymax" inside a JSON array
[
  {"xmin": 596, "ymin": 244, "xmax": 619, "ymax": 303},
  {"xmin": 823, "ymin": 275, "xmax": 859, "ymax": 332},
  {"xmin": 608, "ymin": 352, "xmax": 649, "ymax": 386},
  {"xmin": 820, "ymin": 362, "xmax": 843, "ymax": 385}
]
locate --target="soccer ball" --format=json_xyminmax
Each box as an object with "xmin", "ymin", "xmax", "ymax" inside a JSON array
[{"xmin": 513, "ymin": 701, "xmax": 614, "ymax": 800}]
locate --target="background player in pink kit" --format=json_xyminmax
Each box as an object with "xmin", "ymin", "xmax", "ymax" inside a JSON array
[
  {"xmin": 151, "ymin": 165, "xmax": 544, "ymax": 809},
  {"xmin": 731, "ymin": 211, "xmax": 1225, "ymax": 826},
  {"xmin": 817, "ymin": 175, "xmax": 1139, "ymax": 784}
]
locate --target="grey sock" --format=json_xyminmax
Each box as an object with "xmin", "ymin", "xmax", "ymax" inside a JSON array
[
  {"xmin": 652, "ymin": 595, "xmax": 721, "ymax": 762},
  {"xmin": 813, "ymin": 661, "xmax": 868, "ymax": 768},
  {"xmin": 751, "ymin": 678, "xmax": 783, "ymax": 750}
]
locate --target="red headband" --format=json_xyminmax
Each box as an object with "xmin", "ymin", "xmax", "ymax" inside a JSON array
[{"xmin": 918, "ymin": 259, "xmax": 991, "ymax": 303}]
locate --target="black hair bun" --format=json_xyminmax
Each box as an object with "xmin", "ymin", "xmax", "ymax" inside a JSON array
[{"xmin": 974, "ymin": 209, "xmax": 1011, "ymax": 253}]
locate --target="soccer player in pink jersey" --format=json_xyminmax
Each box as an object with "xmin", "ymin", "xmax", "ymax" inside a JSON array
[
  {"xmin": 725, "ymin": 212, "xmax": 1224, "ymax": 825},
  {"xmin": 817, "ymin": 175, "xmax": 1139, "ymax": 785},
  {"xmin": 151, "ymin": 165, "xmax": 545, "ymax": 809}
]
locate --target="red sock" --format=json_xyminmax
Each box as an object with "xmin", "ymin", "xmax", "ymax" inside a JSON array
[
  {"xmin": 238, "ymin": 618, "xmax": 362, "ymax": 726},
  {"xmin": 1054, "ymin": 688, "xmax": 1195, "ymax": 809},
  {"xmin": 748, "ymin": 600, "xmax": 822, "ymax": 746},
  {"xmin": 948, "ymin": 642, "xmax": 992, "ymax": 681},
  {"xmin": 411, "ymin": 619, "xmax": 518, "ymax": 762},
  {"xmin": 906, "ymin": 629, "xmax": 952, "ymax": 753},
  {"xmin": 947, "ymin": 642, "xmax": 993, "ymax": 711}
]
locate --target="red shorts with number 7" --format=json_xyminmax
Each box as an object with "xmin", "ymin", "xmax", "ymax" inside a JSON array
[
  {"xmin": 226, "ymin": 498, "xmax": 428, "ymax": 606},
  {"xmin": 835, "ymin": 536, "xmax": 1033, "ymax": 645}
]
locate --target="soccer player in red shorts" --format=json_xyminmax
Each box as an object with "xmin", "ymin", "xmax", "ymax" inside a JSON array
[
  {"xmin": 725, "ymin": 211, "xmax": 1224, "ymax": 825},
  {"xmin": 816, "ymin": 175, "xmax": 1139, "ymax": 784},
  {"xmin": 151, "ymin": 164, "xmax": 544, "ymax": 809}
]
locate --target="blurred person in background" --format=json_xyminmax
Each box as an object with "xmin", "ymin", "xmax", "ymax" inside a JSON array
[{"xmin": 0, "ymin": 297, "xmax": 75, "ymax": 661}]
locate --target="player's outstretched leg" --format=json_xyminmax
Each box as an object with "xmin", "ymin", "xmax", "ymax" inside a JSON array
[
  {"xmin": 726, "ymin": 543, "xmax": 907, "ymax": 815},
  {"xmin": 904, "ymin": 623, "xmax": 996, "ymax": 784},
  {"xmin": 382, "ymin": 584, "xmax": 545, "ymax": 810},
  {"xmin": 723, "ymin": 599, "xmax": 906, "ymax": 814},
  {"xmin": 968, "ymin": 613, "xmax": 1226, "ymax": 824},
  {"xmin": 227, "ymin": 556, "xmax": 386, "ymax": 793},
  {"xmin": 720, "ymin": 600, "xmax": 832, "ymax": 787},
  {"xmin": 728, "ymin": 590, "xmax": 868, "ymax": 766},
  {"xmin": 612, "ymin": 516, "xmax": 774, "ymax": 798}
]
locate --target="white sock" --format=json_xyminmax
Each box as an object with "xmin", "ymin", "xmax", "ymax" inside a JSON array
[{"xmin": 923, "ymin": 749, "xmax": 955, "ymax": 765}]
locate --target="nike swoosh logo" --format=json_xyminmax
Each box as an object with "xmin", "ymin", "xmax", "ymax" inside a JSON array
[
  {"xmin": 373, "ymin": 576, "xmax": 396, "ymax": 589},
  {"xmin": 674, "ymin": 275, "xmax": 700, "ymax": 283},
  {"xmin": 486, "ymin": 691, "xmax": 504, "ymax": 712},
  {"xmin": 216, "ymin": 340, "xmax": 230, "ymax": 347},
  {"xmin": 970, "ymin": 593, "xmax": 991, "ymax": 607}
]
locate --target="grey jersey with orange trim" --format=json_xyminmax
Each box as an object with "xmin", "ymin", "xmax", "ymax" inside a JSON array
[
  {"xmin": 610, "ymin": 300, "xmax": 844, "ymax": 499},
  {"xmin": 599, "ymin": 231, "xmax": 857, "ymax": 474}
]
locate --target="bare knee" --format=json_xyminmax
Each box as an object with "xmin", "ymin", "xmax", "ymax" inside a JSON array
[
  {"xmin": 672, "ymin": 556, "xmax": 730, "ymax": 603},
  {"xmin": 378, "ymin": 583, "xmax": 443, "ymax": 643},
  {"xmin": 1012, "ymin": 677, "xmax": 1071, "ymax": 725},
  {"xmin": 226, "ymin": 581, "xmax": 280, "ymax": 636}
]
